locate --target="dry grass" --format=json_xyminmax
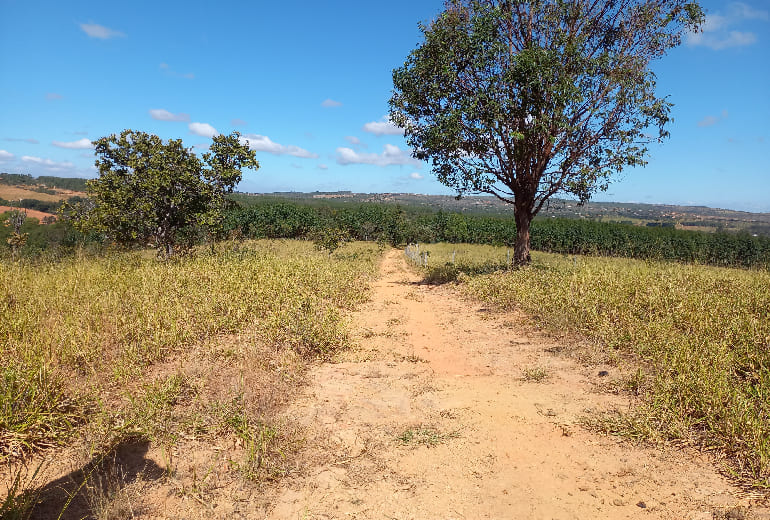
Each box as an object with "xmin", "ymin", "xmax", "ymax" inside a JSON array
[
  {"xmin": 0, "ymin": 186, "xmax": 67, "ymax": 203},
  {"xmin": 0, "ymin": 240, "xmax": 381, "ymax": 517},
  {"xmin": 408, "ymin": 244, "xmax": 770, "ymax": 486}
]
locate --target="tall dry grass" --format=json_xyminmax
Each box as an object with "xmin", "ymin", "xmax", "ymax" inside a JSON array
[
  {"xmin": 410, "ymin": 244, "xmax": 770, "ymax": 485},
  {"xmin": 1, "ymin": 240, "xmax": 378, "ymax": 458}
]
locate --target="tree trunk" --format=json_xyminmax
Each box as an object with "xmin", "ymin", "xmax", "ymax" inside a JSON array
[{"xmin": 513, "ymin": 207, "xmax": 532, "ymax": 267}]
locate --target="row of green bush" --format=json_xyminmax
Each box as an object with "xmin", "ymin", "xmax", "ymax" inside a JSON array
[
  {"xmin": 0, "ymin": 197, "xmax": 87, "ymax": 214},
  {"xmin": 223, "ymin": 200, "xmax": 770, "ymax": 269},
  {"xmin": 0, "ymin": 173, "xmax": 89, "ymax": 192},
  {"xmin": 3, "ymin": 198, "xmax": 770, "ymax": 268}
]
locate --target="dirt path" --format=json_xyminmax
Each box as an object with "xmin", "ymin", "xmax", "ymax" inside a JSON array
[{"xmin": 268, "ymin": 249, "xmax": 764, "ymax": 520}]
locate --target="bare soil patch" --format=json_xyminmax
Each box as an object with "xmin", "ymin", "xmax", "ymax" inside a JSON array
[
  {"xmin": 267, "ymin": 249, "xmax": 768, "ymax": 519},
  {"xmin": 0, "ymin": 206, "xmax": 55, "ymax": 221}
]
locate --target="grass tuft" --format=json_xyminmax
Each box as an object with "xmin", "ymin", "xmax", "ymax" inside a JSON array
[{"xmin": 396, "ymin": 426, "xmax": 460, "ymax": 448}]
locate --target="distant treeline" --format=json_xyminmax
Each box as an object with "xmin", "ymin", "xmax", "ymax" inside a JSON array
[
  {"xmin": 224, "ymin": 199, "xmax": 770, "ymax": 269},
  {"xmin": 0, "ymin": 196, "xmax": 86, "ymax": 214},
  {"xmin": 0, "ymin": 173, "xmax": 88, "ymax": 192},
  {"xmin": 0, "ymin": 210, "xmax": 87, "ymax": 258},
  {"xmin": 3, "ymin": 196, "xmax": 770, "ymax": 268}
]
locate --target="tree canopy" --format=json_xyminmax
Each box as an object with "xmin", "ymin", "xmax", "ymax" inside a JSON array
[
  {"xmin": 73, "ymin": 129, "xmax": 258, "ymax": 258},
  {"xmin": 390, "ymin": 0, "xmax": 703, "ymax": 265}
]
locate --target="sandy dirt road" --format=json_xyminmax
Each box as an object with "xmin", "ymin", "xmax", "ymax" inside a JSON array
[{"xmin": 267, "ymin": 249, "xmax": 764, "ymax": 520}]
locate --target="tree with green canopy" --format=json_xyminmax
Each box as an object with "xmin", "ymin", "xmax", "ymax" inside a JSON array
[
  {"xmin": 390, "ymin": 0, "xmax": 703, "ymax": 265},
  {"xmin": 73, "ymin": 129, "xmax": 258, "ymax": 258}
]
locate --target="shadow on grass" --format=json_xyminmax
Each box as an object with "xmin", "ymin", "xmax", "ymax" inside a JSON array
[
  {"xmin": 419, "ymin": 261, "xmax": 511, "ymax": 285},
  {"xmin": 25, "ymin": 439, "xmax": 164, "ymax": 520}
]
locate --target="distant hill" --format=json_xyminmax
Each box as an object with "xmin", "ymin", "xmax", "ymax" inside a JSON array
[
  {"xmin": 0, "ymin": 173, "xmax": 88, "ymax": 221},
  {"xmin": 0, "ymin": 172, "xmax": 88, "ymax": 192},
  {"xmin": 2, "ymin": 172, "xmax": 767, "ymax": 237}
]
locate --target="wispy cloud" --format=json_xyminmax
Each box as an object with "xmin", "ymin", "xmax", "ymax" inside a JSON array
[
  {"xmin": 687, "ymin": 2, "xmax": 768, "ymax": 49},
  {"xmin": 52, "ymin": 138, "xmax": 93, "ymax": 149},
  {"xmin": 149, "ymin": 109, "xmax": 190, "ymax": 122},
  {"xmin": 21, "ymin": 156, "xmax": 75, "ymax": 170},
  {"xmin": 362, "ymin": 116, "xmax": 404, "ymax": 136},
  {"xmin": 698, "ymin": 109, "xmax": 729, "ymax": 127},
  {"xmin": 159, "ymin": 63, "xmax": 194, "ymax": 80},
  {"xmin": 231, "ymin": 118, "xmax": 247, "ymax": 127},
  {"xmin": 409, "ymin": 172, "xmax": 423, "ymax": 180},
  {"xmin": 4, "ymin": 137, "xmax": 39, "ymax": 144},
  {"xmin": 46, "ymin": 93, "xmax": 63, "ymax": 101},
  {"xmin": 336, "ymin": 144, "xmax": 419, "ymax": 167},
  {"xmin": 321, "ymin": 99, "xmax": 343, "ymax": 108},
  {"xmin": 189, "ymin": 122, "xmax": 218, "ymax": 138},
  {"xmin": 0, "ymin": 150, "xmax": 14, "ymax": 161},
  {"xmin": 317, "ymin": 164, "xmax": 329, "ymax": 170},
  {"xmin": 344, "ymin": 135, "xmax": 367, "ymax": 149},
  {"xmin": 239, "ymin": 134, "xmax": 318, "ymax": 158},
  {"xmin": 79, "ymin": 23, "xmax": 125, "ymax": 40}
]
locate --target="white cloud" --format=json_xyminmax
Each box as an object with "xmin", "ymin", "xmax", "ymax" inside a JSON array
[
  {"xmin": 317, "ymin": 164, "xmax": 329, "ymax": 170},
  {"xmin": 688, "ymin": 30, "xmax": 757, "ymax": 49},
  {"xmin": 321, "ymin": 99, "xmax": 343, "ymax": 108},
  {"xmin": 698, "ymin": 110, "xmax": 728, "ymax": 127},
  {"xmin": 686, "ymin": 2, "xmax": 767, "ymax": 49},
  {"xmin": 149, "ymin": 109, "xmax": 190, "ymax": 122},
  {"xmin": 0, "ymin": 150, "xmax": 14, "ymax": 161},
  {"xmin": 52, "ymin": 138, "xmax": 93, "ymax": 149},
  {"xmin": 46, "ymin": 93, "xmax": 63, "ymax": 100},
  {"xmin": 79, "ymin": 23, "xmax": 125, "ymax": 40},
  {"xmin": 4, "ymin": 137, "xmax": 38, "ymax": 144},
  {"xmin": 21, "ymin": 156, "xmax": 75, "ymax": 170},
  {"xmin": 409, "ymin": 172, "xmax": 423, "ymax": 180},
  {"xmin": 336, "ymin": 144, "xmax": 419, "ymax": 167},
  {"xmin": 189, "ymin": 122, "xmax": 219, "ymax": 138},
  {"xmin": 160, "ymin": 63, "xmax": 194, "ymax": 79},
  {"xmin": 239, "ymin": 134, "xmax": 318, "ymax": 158},
  {"xmin": 362, "ymin": 116, "xmax": 404, "ymax": 136},
  {"xmin": 729, "ymin": 2, "xmax": 769, "ymax": 21},
  {"xmin": 231, "ymin": 118, "xmax": 247, "ymax": 126}
]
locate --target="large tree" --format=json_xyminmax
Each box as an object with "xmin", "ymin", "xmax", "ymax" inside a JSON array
[
  {"xmin": 390, "ymin": 0, "xmax": 703, "ymax": 265},
  {"xmin": 74, "ymin": 129, "xmax": 258, "ymax": 258}
]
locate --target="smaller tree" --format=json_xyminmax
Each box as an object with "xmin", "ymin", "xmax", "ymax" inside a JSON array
[
  {"xmin": 73, "ymin": 130, "xmax": 258, "ymax": 258},
  {"xmin": 3, "ymin": 208, "xmax": 28, "ymax": 261},
  {"xmin": 313, "ymin": 227, "xmax": 350, "ymax": 255}
]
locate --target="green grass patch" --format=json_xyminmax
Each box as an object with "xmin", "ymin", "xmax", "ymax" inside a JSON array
[{"xmin": 396, "ymin": 426, "xmax": 460, "ymax": 448}]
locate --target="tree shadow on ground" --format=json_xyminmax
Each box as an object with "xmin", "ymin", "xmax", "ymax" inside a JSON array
[{"xmin": 26, "ymin": 438, "xmax": 164, "ymax": 520}]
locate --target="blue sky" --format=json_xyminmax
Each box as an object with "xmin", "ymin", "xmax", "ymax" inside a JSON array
[{"xmin": 0, "ymin": 1, "xmax": 768, "ymax": 212}]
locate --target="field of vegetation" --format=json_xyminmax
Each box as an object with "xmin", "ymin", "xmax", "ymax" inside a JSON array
[
  {"xmin": 3, "ymin": 173, "xmax": 770, "ymax": 511},
  {"xmin": 224, "ymin": 199, "xmax": 770, "ymax": 269},
  {"xmin": 408, "ymin": 243, "xmax": 770, "ymax": 486},
  {"xmin": 1, "ymin": 240, "xmax": 380, "ymax": 516}
]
